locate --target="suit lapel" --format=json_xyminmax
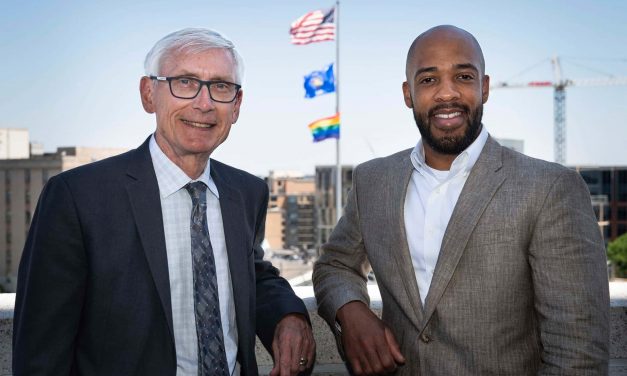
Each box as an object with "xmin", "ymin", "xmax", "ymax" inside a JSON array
[
  {"xmin": 423, "ymin": 137, "xmax": 505, "ymax": 323},
  {"xmin": 125, "ymin": 137, "xmax": 174, "ymax": 341},
  {"xmin": 387, "ymin": 153, "xmax": 425, "ymax": 328},
  {"xmin": 210, "ymin": 162, "xmax": 250, "ymax": 345}
]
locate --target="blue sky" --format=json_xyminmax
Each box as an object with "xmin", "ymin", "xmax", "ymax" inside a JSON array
[{"xmin": 1, "ymin": 0, "xmax": 626, "ymax": 175}]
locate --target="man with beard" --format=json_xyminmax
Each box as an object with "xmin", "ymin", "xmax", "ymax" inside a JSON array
[{"xmin": 312, "ymin": 25, "xmax": 609, "ymax": 375}]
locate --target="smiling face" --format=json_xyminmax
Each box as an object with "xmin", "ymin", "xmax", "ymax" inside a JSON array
[
  {"xmin": 402, "ymin": 26, "xmax": 489, "ymax": 160},
  {"xmin": 140, "ymin": 47, "xmax": 242, "ymax": 170}
]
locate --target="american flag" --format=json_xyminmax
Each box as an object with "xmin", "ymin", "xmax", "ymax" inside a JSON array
[{"xmin": 290, "ymin": 8, "xmax": 335, "ymax": 45}]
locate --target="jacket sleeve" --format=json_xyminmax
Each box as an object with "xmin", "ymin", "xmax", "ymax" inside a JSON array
[
  {"xmin": 312, "ymin": 165, "xmax": 371, "ymax": 327},
  {"xmin": 253, "ymin": 184, "xmax": 309, "ymax": 351},
  {"xmin": 13, "ymin": 175, "xmax": 87, "ymax": 375},
  {"xmin": 529, "ymin": 169, "xmax": 610, "ymax": 374}
]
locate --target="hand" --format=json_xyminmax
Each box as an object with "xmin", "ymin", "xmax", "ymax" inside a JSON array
[
  {"xmin": 269, "ymin": 313, "xmax": 316, "ymax": 376},
  {"xmin": 336, "ymin": 301, "xmax": 405, "ymax": 375}
]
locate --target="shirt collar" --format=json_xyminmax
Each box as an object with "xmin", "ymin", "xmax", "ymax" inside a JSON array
[
  {"xmin": 410, "ymin": 124, "xmax": 489, "ymax": 176},
  {"xmin": 149, "ymin": 134, "xmax": 220, "ymax": 199}
]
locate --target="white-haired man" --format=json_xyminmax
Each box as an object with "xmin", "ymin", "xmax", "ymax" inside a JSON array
[{"xmin": 14, "ymin": 28, "xmax": 314, "ymax": 376}]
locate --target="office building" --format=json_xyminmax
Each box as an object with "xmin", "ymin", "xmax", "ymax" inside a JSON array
[
  {"xmin": 574, "ymin": 166, "xmax": 627, "ymax": 242},
  {"xmin": 0, "ymin": 146, "xmax": 126, "ymax": 292},
  {"xmin": 314, "ymin": 165, "xmax": 353, "ymax": 249},
  {"xmin": 496, "ymin": 138, "xmax": 524, "ymax": 154},
  {"xmin": 265, "ymin": 171, "xmax": 316, "ymax": 252}
]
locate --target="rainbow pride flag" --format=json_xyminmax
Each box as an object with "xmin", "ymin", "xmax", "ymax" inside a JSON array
[{"xmin": 308, "ymin": 113, "xmax": 340, "ymax": 142}]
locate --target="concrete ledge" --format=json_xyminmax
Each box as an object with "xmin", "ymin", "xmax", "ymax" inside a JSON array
[{"xmin": 1, "ymin": 283, "xmax": 626, "ymax": 375}]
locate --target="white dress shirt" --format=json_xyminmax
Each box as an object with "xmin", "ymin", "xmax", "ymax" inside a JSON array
[
  {"xmin": 149, "ymin": 135, "xmax": 239, "ymax": 376},
  {"xmin": 404, "ymin": 126, "xmax": 488, "ymax": 306}
]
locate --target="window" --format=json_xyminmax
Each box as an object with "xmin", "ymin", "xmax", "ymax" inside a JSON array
[{"xmin": 580, "ymin": 171, "xmax": 599, "ymax": 185}]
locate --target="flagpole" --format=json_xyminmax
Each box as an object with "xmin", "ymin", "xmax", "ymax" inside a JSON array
[{"xmin": 334, "ymin": 0, "xmax": 342, "ymax": 223}]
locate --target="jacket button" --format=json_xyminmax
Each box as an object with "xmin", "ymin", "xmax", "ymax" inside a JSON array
[{"xmin": 420, "ymin": 333, "xmax": 431, "ymax": 343}]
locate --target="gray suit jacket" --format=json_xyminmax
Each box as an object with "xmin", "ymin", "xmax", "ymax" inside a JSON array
[{"xmin": 313, "ymin": 136, "xmax": 609, "ymax": 375}]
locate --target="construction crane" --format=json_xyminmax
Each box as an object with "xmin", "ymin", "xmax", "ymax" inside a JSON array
[{"xmin": 491, "ymin": 56, "xmax": 627, "ymax": 165}]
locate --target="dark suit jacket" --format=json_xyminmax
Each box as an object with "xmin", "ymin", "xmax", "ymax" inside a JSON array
[{"xmin": 13, "ymin": 137, "xmax": 307, "ymax": 375}]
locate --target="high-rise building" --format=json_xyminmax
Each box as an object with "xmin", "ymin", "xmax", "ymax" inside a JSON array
[
  {"xmin": 264, "ymin": 171, "xmax": 316, "ymax": 252},
  {"xmin": 0, "ymin": 146, "xmax": 127, "ymax": 292},
  {"xmin": 314, "ymin": 165, "xmax": 353, "ymax": 249},
  {"xmin": 574, "ymin": 166, "xmax": 627, "ymax": 242}
]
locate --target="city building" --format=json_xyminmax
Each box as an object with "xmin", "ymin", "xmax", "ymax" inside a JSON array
[
  {"xmin": 264, "ymin": 171, "xmax": 316, "ymax": 252},
  {"xmin": 0, "ymin": 145, "xmax": 127, "ymax": 292},
  {"xmin": 0, "ymin": 129, "xmax": 29, "ymax": 159},
  {"xmin": 574, "ymin": 166, "xmax": 627, "ymax": 242},
  {"xmin": 495, "ymin": 138, "xmax": 524, "ymax": 154},
  {"xmin": 314, "ymin": 165, "xmax": 353, "ymax": 249}
]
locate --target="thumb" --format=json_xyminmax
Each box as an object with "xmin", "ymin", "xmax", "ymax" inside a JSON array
[{"xmin": 384, "ymin": 327, "xmax": 405, "ymax": 364}]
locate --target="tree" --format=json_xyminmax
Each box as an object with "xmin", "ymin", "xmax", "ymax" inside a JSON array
[{"xmin": 607, "ymin": 232, "xmax": 627, "ymax": 278}]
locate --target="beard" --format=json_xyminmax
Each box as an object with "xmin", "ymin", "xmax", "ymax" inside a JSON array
[{"xmin": 413, "ymin": 102, "xmax": 483, "ymax": 155}]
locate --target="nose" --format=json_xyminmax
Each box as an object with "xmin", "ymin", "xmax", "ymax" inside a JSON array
[
  {"xmin": 192, "ymin": 84, "xmax": 215, "ymax": 111},
  {"xmin": 434, "ymin": 79, "xmax": 461, "ymax": 102}
]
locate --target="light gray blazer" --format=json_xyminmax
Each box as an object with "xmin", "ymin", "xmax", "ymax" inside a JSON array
[{"xmin": 313, "ymin": 136, "xmax": 609, "ymax": 375}]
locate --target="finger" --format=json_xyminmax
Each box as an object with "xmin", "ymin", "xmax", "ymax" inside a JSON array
[
  {"xmin": 278, "ymin": 338, "xmax": 293, "ymax": 376},
  {"xmin": 384, "ymin": 328, "xmax": 406, "ymax": 364},
  {"xmin": 306, "ymin": 335, "xmax": 316, "ymax": 368},
  {"xmin": 349, "ymin": 335, "xmax": 380, "ymax": 376},
  {"xmin": 301, "ymin": 334, "xmax": 315, "ymax": 370},
  {"xmin": 349, "ymin": 356, "xmax": 364, "ymax": 375},
  {"xmin": 269, "ymin": 365, "xmax": 279, "ymax": 376},
  {"xmin": 288, "ymin": 334, "xmax": 305, "ymax": 375},
  {"xmin": 364, "ymin": 338, "xmax": 387, "ymax": 374},
  {"xmin": 297, "ymin": 338, "xmax": 310, "ymax": 370},
  {"xmin": 358, "ymin": 353, "xmax": 375, "ymax": 376},
  {"xmin": 270, "ymin": 336, "xmax": 281, "ymax": 376},
  {"xmin": 375, "ymin": 345, "xmax": 397, "ymax": 373}
]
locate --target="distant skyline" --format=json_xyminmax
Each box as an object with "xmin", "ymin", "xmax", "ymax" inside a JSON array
[{"xmin": 1, "ymin": 0, "xmax": 626, "ymax": 175}]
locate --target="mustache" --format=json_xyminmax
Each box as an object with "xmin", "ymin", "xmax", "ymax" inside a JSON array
[{"xmin": 428, "ymin": 103, "xmax": 470, "ymax": 117}]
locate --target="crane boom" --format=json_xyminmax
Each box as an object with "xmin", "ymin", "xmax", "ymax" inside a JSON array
[{"xmin": 490, "ymin": 56, "xmax": 627, "ymax": 165}]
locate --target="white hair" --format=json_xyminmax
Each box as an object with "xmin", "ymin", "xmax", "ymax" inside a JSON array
[{"xmin": 144, "ymin": 28, "xmax": 244, "ymax": 84}]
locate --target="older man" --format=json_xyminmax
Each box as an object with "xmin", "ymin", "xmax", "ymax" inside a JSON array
[
  {"xmin": 14, "ymin": 28, "xmax": 314, "ymax": 376},
  {"xmin": 313, "ymin": 25, "xmax": 609, "ymax": 375}
]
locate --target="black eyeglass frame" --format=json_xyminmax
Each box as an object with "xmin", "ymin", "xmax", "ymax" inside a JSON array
[{"xmin": 149, "ymin": 75, "xmax": 242, "ymax": 103}]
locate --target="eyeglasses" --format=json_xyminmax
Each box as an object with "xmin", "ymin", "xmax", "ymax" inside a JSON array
[{"xmin": 150, "ymin": 76, "xmax": 241, "ymax": 103}]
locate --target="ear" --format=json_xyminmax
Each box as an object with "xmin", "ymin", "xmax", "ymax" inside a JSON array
[
  {"xmin": 231, "ymin": 89, "xmax": 243, "ymax": 124},
  {"xmin": 140, "ymin": 76, "xmax": 156, "ymax": 114},
  {"xmin": 402, "ymin": 81, "xmax": 413, "ymax": 108},
  {"xmin": 481, "ymin": 74, "xmax": 490, "ymax": 104}
]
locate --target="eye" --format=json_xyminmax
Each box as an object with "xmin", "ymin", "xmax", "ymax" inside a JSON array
[
  {"xmin": 213, "ymin": 82, "xmax": 229, "ymax": 90},
  {"xmin": 175, "ymin": 77, "xmax": 197, "ymax": 87},
  {"xmin": 458, "ymin": 74, "xmax": 475, "ymax": 81},
  {"xmin": 212, "ymin": 82, "xmax": 235, "ymax": 93},
  {"xmin": 418, "ymin": 77, "xmax": 436, "ymax": 85}
]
